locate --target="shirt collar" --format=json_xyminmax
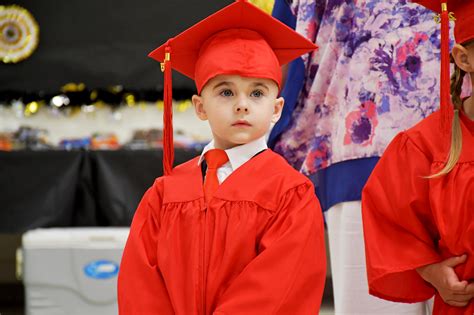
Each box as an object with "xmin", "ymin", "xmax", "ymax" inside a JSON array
[{"xmin": 198, "ymin": 136, "xmax": 268, "ymax": 171}]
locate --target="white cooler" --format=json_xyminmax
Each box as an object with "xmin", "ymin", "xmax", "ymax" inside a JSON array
[{"xmin": 20, "ymin": 228, "xmax": 130, "ymax": 315}]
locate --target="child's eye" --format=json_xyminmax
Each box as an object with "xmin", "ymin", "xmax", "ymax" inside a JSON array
[
  {"xmin": 251, "ymin": 90, "xmax": 264, "ymax": 98},
  {"xmin": 220, "ymin": 89, "xmax": 234, "ymax": 97}
]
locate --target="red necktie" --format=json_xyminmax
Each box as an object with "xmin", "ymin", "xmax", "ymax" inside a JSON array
[{"xmin": 204, "ymin": 149, "xmax": 229, "ymax": 202}]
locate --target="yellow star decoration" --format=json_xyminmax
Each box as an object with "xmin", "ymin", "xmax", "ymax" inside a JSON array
[{"xmin": 249, "ymin": 0, "xmax": 275, "ymax": 15}]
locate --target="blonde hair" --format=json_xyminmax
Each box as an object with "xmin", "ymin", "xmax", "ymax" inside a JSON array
[{"xmin": 429, "ymin": 41, "xmax": 474, "ymax": 177}]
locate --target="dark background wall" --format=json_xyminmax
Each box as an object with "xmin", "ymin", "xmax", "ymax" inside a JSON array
[{"xmin": 0, "ymin": 0, "xmax": 233, "ymax": 94}]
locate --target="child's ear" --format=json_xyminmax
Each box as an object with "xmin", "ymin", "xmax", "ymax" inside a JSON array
[
  {"xmin": 192, "ymin": 95, "xmax": 208, "ymax": 121},
  {"xmin": 452, "ymin": 44, "xmax": 474, "ymax": 73},
  {"xmin": 272, "ymin": 97, "xmax": 285, "ymax": 124}
]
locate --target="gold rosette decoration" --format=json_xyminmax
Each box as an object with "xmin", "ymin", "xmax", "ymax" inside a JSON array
[{"xmin": 0, "ymin": 5, "xmax": 39, "ymax": 63}]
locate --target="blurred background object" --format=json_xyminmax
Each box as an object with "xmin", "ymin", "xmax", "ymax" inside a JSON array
[{"xmin": 19, "ymin": 228, "xmax": 129, "ymax": 315}]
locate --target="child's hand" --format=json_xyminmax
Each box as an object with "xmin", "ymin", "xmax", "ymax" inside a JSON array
[{"xmin": 416, "ymin": 254, "xmax": 474, "ymax": 307}]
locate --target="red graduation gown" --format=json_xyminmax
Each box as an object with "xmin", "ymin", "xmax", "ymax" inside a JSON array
[
  {"xmin": 118, "ymin": 149, "xmax": 326, "ymax": 315},
  {"xmin": 362, "ymin": 110, "xmax": 474, "ymax": 314}
]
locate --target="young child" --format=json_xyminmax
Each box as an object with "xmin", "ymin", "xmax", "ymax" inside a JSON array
[
  {"xmin": 117, "ymin": 1, "xmax": 327, "ymax": 314},
  {"xmin": 362, "ymin": 1, "xmax": 474, "ymax": 314}
]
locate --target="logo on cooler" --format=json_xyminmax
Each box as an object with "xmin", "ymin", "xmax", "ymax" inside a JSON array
[{"xmin": 83, "ymin": 260, "xmax": 119, "ymax": 279}]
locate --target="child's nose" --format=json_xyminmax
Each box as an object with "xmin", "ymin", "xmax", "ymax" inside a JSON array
[{"xmin": 235, "ymin": 97, "xmax": 249, "ymax": 113}]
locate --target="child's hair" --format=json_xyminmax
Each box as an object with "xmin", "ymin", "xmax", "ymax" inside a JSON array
[{"xmin": 430, "ymin": 39, "xmax": 474, "ymax": 178}]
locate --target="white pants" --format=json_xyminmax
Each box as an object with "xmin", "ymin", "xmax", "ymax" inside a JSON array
[{"xmin": 325, "ymin": 201, "xmax": 433, "ymax": 315}]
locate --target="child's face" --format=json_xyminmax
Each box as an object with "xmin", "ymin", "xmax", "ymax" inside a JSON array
[{"xmin": 192, "ymin": 74, "xmax": 284, "ymax": 150}]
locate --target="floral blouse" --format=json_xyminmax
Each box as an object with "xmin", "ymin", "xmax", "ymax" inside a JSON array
[{"xmin": 273, "ymin": 0, "xmax": 456, "ymax": 176}]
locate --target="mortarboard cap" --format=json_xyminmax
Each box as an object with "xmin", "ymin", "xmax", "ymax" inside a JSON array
[
  {"xmin": 414, "ymin": 0, "xmax": 474, "ymax": 44},
  {"xmin": 148, "ymin": 0, "xmax": 317, "ymax": 175},
  {"xmin": 411, "ymin": 1, "xmax": 474, "ymax": 137}
]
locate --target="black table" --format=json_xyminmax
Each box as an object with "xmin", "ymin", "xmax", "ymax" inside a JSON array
[{"xmin": 0, "ymin": 149, "xmax": 200, "ymax": 233}]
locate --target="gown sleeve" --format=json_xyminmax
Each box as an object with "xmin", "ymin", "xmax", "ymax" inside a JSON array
[
  {"xmin": 117, "ymin": 178, "xmax": 174, "ymax": 314},
  {"xmin": 362, "ymin": 132, "xmax": 442, "ymax": 303},
  {"xmin": 213, "ymin": 182, "xmax": 326, "ymax": 315}
]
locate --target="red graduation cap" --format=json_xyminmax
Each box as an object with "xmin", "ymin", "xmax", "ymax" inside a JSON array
[
  {"xmin": 411, "ymin": 1, "xmax": 474, "ymax": 136},
  {"xmin": 148, "ymin": 0, "xmax": 318, "ymax": 175},
  {"xmin": 414, "ymin": 0, "xmax": 474, "ymax": 44}
]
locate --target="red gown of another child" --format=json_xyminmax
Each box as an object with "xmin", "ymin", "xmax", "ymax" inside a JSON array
[{"xmin": 363, "ymin": 111, "xmax": 474, "ymax": 314}]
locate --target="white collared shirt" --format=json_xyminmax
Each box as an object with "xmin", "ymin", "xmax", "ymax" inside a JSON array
[{"xmin": 198, "ymin": 136, "xmax": 268, "ymax": 184}]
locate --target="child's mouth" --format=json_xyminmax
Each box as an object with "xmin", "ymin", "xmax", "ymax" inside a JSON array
[{"xmin": 232, "ymin": 120, "xmax": 251, "ymax": 127}]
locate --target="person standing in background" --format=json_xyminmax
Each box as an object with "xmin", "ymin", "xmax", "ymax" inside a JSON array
[{"xmin": 269, "ymin": 0, "xmax": 465, "ymax": 313}]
